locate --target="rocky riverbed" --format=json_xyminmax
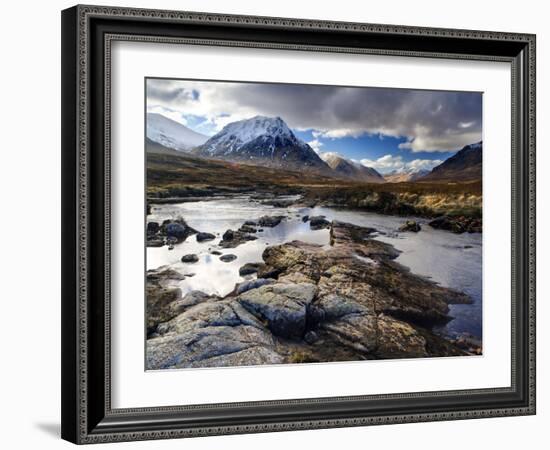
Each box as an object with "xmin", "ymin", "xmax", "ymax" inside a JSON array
[{"xmin": 146, "ymin": 219, "xmax": 480, "ymax": 370}]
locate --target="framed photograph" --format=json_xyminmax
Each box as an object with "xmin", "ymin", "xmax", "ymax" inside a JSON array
[{"xmin": 61, "ymin": 5, "xmax": 536, "ymax": 444}]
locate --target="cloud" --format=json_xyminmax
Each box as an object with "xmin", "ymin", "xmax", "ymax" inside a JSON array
[
  {"xmin": 146, "ymin": 79, "xmax": 482, "ymax": 151},
  {"xmin": 146, "ymin": 105, "xmax": 189, "ymax": 126},
  {"xmin": 307, "ymin": 139, "xmax": 324, "ymax": 154},
  {"xmin": 360, "ymin": 154, "xmax": 443, "ymax": 174}
]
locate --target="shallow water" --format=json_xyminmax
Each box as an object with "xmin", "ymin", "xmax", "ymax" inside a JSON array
[{"xmin": 148, "ymin": 196, "xmax": 482, "ymax": 340}]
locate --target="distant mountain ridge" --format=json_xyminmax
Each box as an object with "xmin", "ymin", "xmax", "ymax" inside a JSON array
[
  {"xmin": 192, "ymin": 116, "xmax": 331, "ymax": 173},
  {"xmin": 146, "ymin": 113, "xmax": 209, "ymax": 151},
  {"xmin": 320, "ymin": 152, "xmax": 385, "ymax": 183},
  {"xmin": 384, "ymin": 169, "xmax": 430, "ymax": 183},
  {"xmin": 147, "ymin": 114, "xmax": 389, "ymax": 183},
  {"xmin": 420, "ymin": 142, "xmax": 482, "ymax": 182}
]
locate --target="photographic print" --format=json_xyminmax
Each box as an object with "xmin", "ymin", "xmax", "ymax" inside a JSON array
[{"xmin": 145, "ymin": 78, "xmax": 483, "ymax": 371}]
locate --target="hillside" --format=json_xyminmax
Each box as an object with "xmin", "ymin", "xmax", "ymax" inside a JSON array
[
  {"xmin": 320, "ymin": 152, "xmax": 385, "ymax": 183},
  {"xmin": 146, "ymin": 112, "xmax": 208, "ymax": 151},
  {"xmin": 420, "ymin": 142, "xmax": 482, "ymax": 182}
]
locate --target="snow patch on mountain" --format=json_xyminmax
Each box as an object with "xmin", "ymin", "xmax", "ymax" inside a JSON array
[
  {"xmin": 200, "ymin": 116, "xmax": 299, "ymax": 156},
  {"xmin": 146, "ymin": 113, "xmax": 208, "ymax": 151}
]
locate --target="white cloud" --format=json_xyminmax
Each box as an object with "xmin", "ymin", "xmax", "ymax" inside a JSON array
[
  {"xmin": 398, "ymin": 130, "xmax": 481, "ymax": 152},
  {"xmin": 315, "ymin": 128, "xmax": 366, "ymax": 139},
  {"xmin": 307, "ymin": 139, "xmax": 324, "ymax": 154},
  {"xmin": 407, "ymin": 158, "xmax": 444, "ymax": 172},
  {"xmin": 146, "ymin": 105, "xmax": 188, "ymax": 126},
  {"xmin": 360, "ymin": 154, "xmax": 443, "ymax": 174}
]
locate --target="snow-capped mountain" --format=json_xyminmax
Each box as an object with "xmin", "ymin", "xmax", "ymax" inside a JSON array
[
  {"xmin": 193, "ymin": 116, "xmax": 330, "ymax": 173},
  {"xmin": 420, "ymin": 141, "xmax": 482, "ymax": 182},
  {"xmin": 320, "ymin": 152, "xmax": 385, "ymax": 183},
  {"xmin": 146, "ymin": 113, "xmax": 208, "ymax": 152},
  {"xmin": 384, "ymin": 169, "xmax": 430, "ymax": 183}
]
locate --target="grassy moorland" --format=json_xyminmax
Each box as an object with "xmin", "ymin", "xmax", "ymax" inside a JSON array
[{"xmin": 147, "ymin": 152, "xmax": 482, "ymax": 219}]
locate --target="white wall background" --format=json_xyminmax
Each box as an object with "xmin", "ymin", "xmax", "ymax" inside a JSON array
[{"xmin": 0, "ymin": 0, "xmax": 545, "ymax": 448}]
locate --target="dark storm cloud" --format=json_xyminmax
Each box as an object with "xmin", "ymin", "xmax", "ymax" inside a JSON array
[
  {"xmin": 147, "ymin": 79, "xmax": 200, "ymax": 103},
  {"xmin": 146, "ymin": 79, "xmax": 482, "ymax": 152}
]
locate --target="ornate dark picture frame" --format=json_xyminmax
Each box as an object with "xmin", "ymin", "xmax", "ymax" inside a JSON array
[{"xmin": 61, "ymin": 4, "xmax": 536, "ymax": 444}]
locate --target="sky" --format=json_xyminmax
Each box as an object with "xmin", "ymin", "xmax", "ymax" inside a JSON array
[{"xmin": 146, "ymin": 78, "xmax": 482, "ymax": 174}]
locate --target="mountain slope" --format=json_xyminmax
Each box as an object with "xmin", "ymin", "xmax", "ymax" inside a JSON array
[
  {"xmin": 193, "ymin": 116, "xmax": 331, "ymax": 173},
  {"xmin": 420, "ymin": 142, "xmax": 482, "ymax": 182},
  {"xmin": 146, "ymin": 113, "xmax": 208, "ymax": 151},
  {"xmin": 384, "ymin": 169, "xmax": 430, "ymax": 183},
  {"xmin": 320, "ymin": 152, "xmax": 385, "ymax": 183}
]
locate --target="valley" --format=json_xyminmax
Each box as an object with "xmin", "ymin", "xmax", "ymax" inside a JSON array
[{"xmin": 144, "ymin": 112, "xmax": 483, "ymax": 370}]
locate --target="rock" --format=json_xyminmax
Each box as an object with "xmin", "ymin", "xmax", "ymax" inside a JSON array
[
  {"xmin": 330, "ymin": 221, "xmax": 377, "ymax": 244},
  {"xmin": 428, "ymin": 216, "xmax": 452, "ymax": 230},
  {"xmin": 196, "ymin": 232, "xmax": 216, "ymax": 242},
  {"xmin": 168, "ymin": 290, "xmax": 218, "ymax": 316},
  {"xmin": 428, "ymin": 216, "xmax": 482, "ymax": 234},
  {"xmin": 210, "ymin": 250, "xmax": 222, "ymax": 255},
  {"xmin": 147, "ymin": 221, "xmax": 160, "ymax": 234},
  {"xmin": 244, "ymin": 220, "xmax": 257, "ymax": 226},
  {"xmin": 262, "ymin": 221, "xmax": 470, "ymax": 327},
  {"xmin": 146, "ymin": 238, "xmax": 164, "ymax": 247},
  {"xmin": 237, "ymin": 282, "xmax": 317, "ymax": 339},
  {"xmin": 192, "ymin": 346, "xmax": 284, "ymax": 367},
  {"xmin": 181, "ymin": 254, "xmax": 199, "ymax": 263},
  {"xmin": 147, "ymin": 267, "xmax": 186, "ymax": 283},
  {"xmin": 304, "ymin": 330, "xmax": 319, "ymax": 344},
  {"xmin": 309, "ymin": 216, "xmax": 330, "ymax": 230},
  {"xmin": 234, "ymin": 278, "xmax": 275, "ymax": 295},
  {"xmin": 452, "ymin": 333, "xmax": 482, "ymax": 354},
  {"xmin": 147, "ymin": 299, "xmax": 283, "ymax": 369},
  {"xmin": 257, "ymin": 215, "xmax": 285, "ymax": 227},
  {"xmin": 399, "ymin": 220, "xmax": 421, "ymax": 232},
  {"xmin": 166, "ymin": 223, "xmax": 190, "ymax": 240},
  {"xmin": 301, "ymin": 215, "xmax": 309, "ymax": 222},
  {"xmin": 159, "ymin": 218, "xmax": 197, "ymax": 243},
  {"xmin": 261, "ymin": 199, "xmax": 295, "ymax": 208},
  {"xmin": 219, "ymin": 229, "xmax": 258, "ymax": 248},
  {"xmin": 156, "ymin": 299, "xmax": 266, "ymax": 337},
  {"xmin": 146, "ymin": 268, "xmax": 186, "ymax": 335},
  {"xmin": 220, "ymin": 254, "xmax": 237, "ymax": 263},
  {"xmin": 256, "ymin": 265, "xmax": 281, "ymax": 279},
  {"xmin": 278, "ymin": 272, "xmax": 315, "ymax": 284},
  {"xmin": 374, "ymin": 314, "xmax": 428, "ymax": 358},
  {"xmin": 239, "ymin": 262, "xmax": 262, "ymax": 276},
  {"xmin": 146, "ymin": 220, "xmax": 473, "ymax": 368},
  {"xmin": 321, "ymin": 312, "xmax": 378, "ymax": 353},
  {"xmin": 222, "ymin": 229, "xmax": 234, "ymax": 241},
  {"xmin": 239, "ymin": 225, "xmax": 257, "ymax": 233},
  {"xmin": 467, "ymin": 221, "xmax": 482, "ymax": 233},
  {"xmin": 313, "ymin": 294, "xmax": 367, "ymax": 322},
  {"xmin": 147, "ymin": 328, "xmax": 283, "ymax": 369}
]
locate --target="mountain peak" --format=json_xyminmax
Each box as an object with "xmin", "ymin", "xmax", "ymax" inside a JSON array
[
  {"xmin": 320, "ymin": 152, "xmax": 385, "ymax": 183},
  {"xmin": 193, "ymin": 115, "xmax": 330, "ymax": 173},
  {"xmin": 214, "ymin": 115, "xmax": 295, "ymax": 149}
]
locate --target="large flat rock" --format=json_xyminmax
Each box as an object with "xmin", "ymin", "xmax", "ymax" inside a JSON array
[{"xmin": 237, "ymin": 283, "xmax": 317, "ymax": 339}]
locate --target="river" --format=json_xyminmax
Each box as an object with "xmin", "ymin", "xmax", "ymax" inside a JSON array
[{"xmin": 147, "ymin": 195, "xmax": 482, "ymax": 341}]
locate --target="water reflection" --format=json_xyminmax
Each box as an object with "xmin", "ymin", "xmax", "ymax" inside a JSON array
[{"xmin": 147, "ymin": 197, "xmax": 482, "ymax": 340}]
